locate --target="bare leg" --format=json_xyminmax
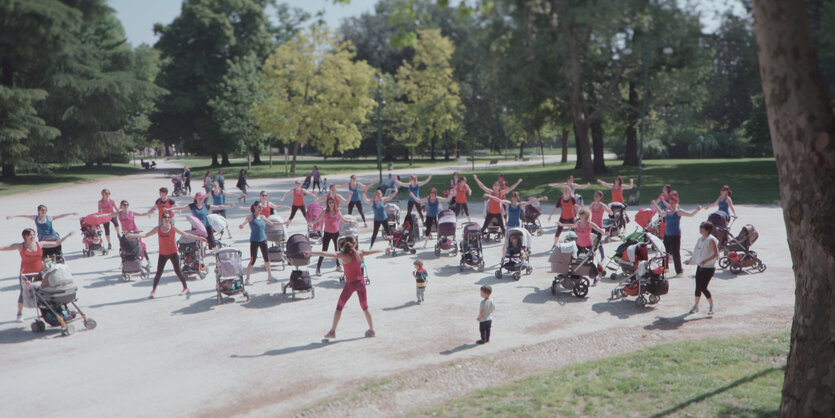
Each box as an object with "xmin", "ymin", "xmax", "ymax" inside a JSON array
[
  {"xmin": 363, "ymin": 309, "xmax": 374, "ymax": 332},
  {"xmin": 246, "ymin": 262, "xmax": 255, "ymax": 282},
  {"xmin": 329, "ymin": 310, "xmax": 343, "ymax": 334}
]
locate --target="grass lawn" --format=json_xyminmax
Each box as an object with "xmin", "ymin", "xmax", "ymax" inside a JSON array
[
  {"xmin": 407, "ymin": 158, "xmax": 779, "ymax": 205},
  {"xmin": 413, "ymin": 332, "xmax": 788, "ymax": 417},
  {"xmin": 0, "ymin": 164, "xmax": 143, "ymax": 197}
]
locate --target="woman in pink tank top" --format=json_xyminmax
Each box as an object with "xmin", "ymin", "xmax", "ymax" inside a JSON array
[
  {"xmin": 308, "ymin": 196, "xmax": 357, "ymax": 275},
  {"xmin": 558, "ymin": 207, "xmax": 608, "ymax": 285},
  {"xmin": 308, "ymin": 238, "xmax": 383, "ymax": 339}
]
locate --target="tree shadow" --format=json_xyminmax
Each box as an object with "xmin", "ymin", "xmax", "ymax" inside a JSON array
[
  {"xmin": 521, "ymin": 285, "xmax": 588, "ymax": 305},
  {"xmin": 0, "ymin": 326, "xmax": 57, "ymax": 344},
  {"xmin": 316, "ymin": 279, "xmax": 344, "ymax": 289},
  {"xmin": 0, "ymin": 283, "xmax": 20, "ymax": 292},
  {"xmin": 591, "ymin": 300, "xmax": 653, "ymax": 319},
  {"xmin": 171, "ymin": 297, "xmax": 217, "ymax": 315},
  {"xmin": 382, "ymin": 300, "xmax": 418, "ymax": 311},
  {"xmin": 230, "ymin": 336, "xmax": 366, "ymax": 358},
  {"xmin": 432, "ymin": 265, "xmax": 470, "ymax": 277},
  {"xmin": 440, "ymin": 342, "xmax": 480, "ymax": 355},
  {"xmin": 650, "ymin": 366, "xmax": 785, "ymax": 417},
  {"xmin": 643, "ymin": 313, "xmax": 711, "ymax": 330}
]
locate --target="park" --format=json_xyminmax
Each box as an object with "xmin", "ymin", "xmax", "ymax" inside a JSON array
[{"xmin": 0, "ymin": 0, "xmax": 832, "ymax": 417}]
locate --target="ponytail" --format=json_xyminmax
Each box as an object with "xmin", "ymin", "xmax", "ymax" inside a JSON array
[{"xmin": 341, "ymin": 237, "xmax": 359, "ymax": 261}]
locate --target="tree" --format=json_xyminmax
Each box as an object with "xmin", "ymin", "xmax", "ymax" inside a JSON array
[
  {"xmin": 395, "ymin": 28, "xmax": 462, "ymax": 165},
  {"xmin": 254, "ymin": 29, "xmax": 376, "ymax": 173},
  {"xmin": 751, "ymin": 0, "xmax": 835, "ymax": 415}
]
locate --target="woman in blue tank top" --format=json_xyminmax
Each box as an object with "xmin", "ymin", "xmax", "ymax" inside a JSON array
[
  {"xmin": 7, "ymin": 205, "xmax": 77, "ymax": 261},
  {"xmin": 485, "ymin": 192, "xmax": 548, "ymax": 228},
  {"xmin": 705, "ymin": 185, "xmax": 736, "ymax": 220},
  {"xmin": 653, "ymin": 192, "xmax": 702, "ymax": 278},
  {"xmin": 173, "ymin": 193, "xmax": 232, "ymax": 250},
  {"xmin": 338, "ymin": 175, "xmax": 372, "ymax": 227},
  {"xmin": 362, "ymin": 189, "xmax": 398, "ymax": 248},
  {"xmin": 394, "ymin": 174, "xmax": 433, "ymax": 223},
  {"xmin": 239, "ymin": 201, "xmax": 284, "ymax": 284},
  {"xmin": 210, "ymin": 182, "xmax": 240, "ymax": 238},
  {"xmin": 412, "ymin": 188, "xmax": 451, "ymax": 248}
]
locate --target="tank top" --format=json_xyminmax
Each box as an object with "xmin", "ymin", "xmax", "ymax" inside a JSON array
[
  {"xmin": 158, "ymin": 225, "xmax": 178, "ymax": 255},
  {"xmin": 293, "ymin": 189, "xmax": 305, "ymax": 206},
  {"xmin": 119, "ymin": 211, "xmax": 138, "ymax": 232},
  {"xmin": 99, "ymin": 199, "xmax": 116, "ymax": 214},
  {"xmin": 155, "ymin": 198, "xmax": 174, "ymax": 220},
  {"xmin": 559, "ymin": 197, "xmax": 575, "ymax": 220},
  {"xmin": 590, "ymin": 202, "xmax": 605, "ymax": 226},
  {"xmin": 34, "ymin": 216, "xmax": 56, "ymax": 239},
  {"xmin": 349, "ymin": 183, "xmax": 361, "ymax": 202},
  {"xmin": 260, "ymin": 202, "xmax": 272, "ymax": 218},
  {"xmin": 456, "ymin": 184, "xmax": 468, "ymax": 204},
  {"xmin": 611, "ymin": 186, "xmax": 624, "ymax": 204},
  {"xmin": 426, "ymin": 198, "xmax": 440, "ymax": 218},
  {"xmin": 372, "ymin": 201, "xmax": 386, "ymax": 222},
  {"xmin": 665, "ymin": 210, "xmax": 682, "ymax": 236},
  {"xmin": 20, "ymin": 242, "xmax": 44, "ymax": 274},
  {"xmin": 507, "ymin": 204, "xmax": 522, "ymax": 227},
  {"xmin": 576, "ymin": 221, "xmax": 593, "ymax": 247},
  {"xmin": 249, "ymin": 215, "xmax": 266, "ymax": 242},
  {"xmin": 189, "ymin": 203, "xmax": 211, "ymax": 227},
  {"xmin": 211, "ymin": 190, "xmax": 225, "ymax": 208},
  {"xmin": 324, "ymin": 212, "xmax": 339, "ymax": 234},
  {"xmin": 717, "ymin": 196, "xmax": 729, "ymax": 214},
  {"xmin": 659, "ymin": 193, "xmax": 672, "ymax": 209},
  {"xmin": 343, "ymin": 256, "xmax": 364, "ymax": 283},
  {"xmin": 487, "ymin": 195, "xmax": 502, "ymax": 214},
  {"xmin": 693, "ymin": 235, "xmax": 720, "ymax": 268},
  {"xmin": 408, "ymin": 184, "xmax": 420, "ymax": 202}
]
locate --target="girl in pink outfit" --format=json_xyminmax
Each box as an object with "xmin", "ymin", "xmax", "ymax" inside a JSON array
[
  {"xmin": 308, "ymin": 196, "xmax": 356, "ymax": 275},
  {"xmin": 98, "ymin": 189, "xmax": 121, "ymax": 250}
]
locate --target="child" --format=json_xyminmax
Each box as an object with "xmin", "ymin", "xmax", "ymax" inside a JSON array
[
  {"xmin": 477, "ymin": 285, "xmax": 495, "ymax": 344},
  {"xmin": 413, "ymin": 260, "xmax": 428, "ymax": 303}
]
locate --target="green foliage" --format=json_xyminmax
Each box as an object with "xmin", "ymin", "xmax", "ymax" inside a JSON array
[{"xmin": 209, "ymin": 54, "xmax": 267, "ymax": 161}]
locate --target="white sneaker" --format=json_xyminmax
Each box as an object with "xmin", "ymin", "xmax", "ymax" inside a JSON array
[
  {"xmin": 708, "ymin": 306, "xmax": 715, "ymax": 315},
  {"xmin": 15, "ymin": 313, "xmax": 22, "ymax": 323},
  {"xmin": 689, "ymin": 304, "xmax": 699, "ymax": 314},
  {"xmin": 335, "ymin": 265, "xmax": 343, "ymax": 272},
  {"xmin": 245, "ymin": 279, "xmax": 253, "ymax": 286},
  {"xmin": 267, "ymin": 276, "xmax": 278, "ymax": 283}
]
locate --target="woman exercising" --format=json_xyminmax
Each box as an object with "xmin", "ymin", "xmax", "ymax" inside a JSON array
[
  {"xmin": 362, "ymin": 189, "xmax": 398, "ymax": 248},
  {"xmin": 7, "ymin": 205, "xmax": 77, "ymax": 261},
  {"xmin": 338, "ymin": 175, "xmax": 373, "ymax": 228},
  {"xmin": 596, "ymin": 176, "xmax": 634, "ymax": 204},
  {"xmin": 308, "ymin": 196, "xmax": 357, "ymax": 275},
  {"xmin": 704, "ymin": 185, "xmax": 737, "ymax": 221},
  {"xmin": 394, "ymin": 174, "xmax": 433, "ymax": 222},
  {"xmin": 239, "ymin": 201, "xmax": 283, "ymax": 285},
  {"xmin": 97, "ymin": 188, "xmax": 121, "ymax": 250},
  {"xmin": 281, "ymin": 180, "xmax": 318, "ymax": 225},
  {"xmin": 410, "ymin": 188, "xmax": 450, "ymax": 248}
]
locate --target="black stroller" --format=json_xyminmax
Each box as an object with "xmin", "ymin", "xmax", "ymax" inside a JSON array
[
  {"xmin": 521, "ymin": 199, "xmax": 544, "ymax": 236},
  {"xmin": 172, "ymin": 177, "xmax": 186, "ymax": 197},
  {"xmin": 119, "ymin": 234, "xmax": 149, "ymax": 281},
  {"xmin": 495, "ymin": 228, "xmax": 533, "ymax": 280},
  {"xmin": 459, "ymin": 222, "xmax": 485, "ymax": 272},
  {"xmin": 215, "ymin": 248, "xmax": 249, "ymax": 304},
  {"xmin": 610, "ymin": 254, "xmax": 669, "ymax": 307},
  {"xmin": 549, "ymin": 242, "xmax": 599, "ymax": 298},
  {"xmin": 388, "ymin": 215, "xmax": 417, "ymax": 256},
  {"xmin": 266, "ymin": 215, "xmax": 286, "ymax": 270},
  {"xmin": 434, "ymin": 209, "xmax": 458, "ymax": 257},
  {"xmin": 282, "ymin": 234, "xmax": 315, "ymax": 298},
  {"xmin": 602, "ymin": 202, "xmax": 629, "ymax": 242},
  {"xmin": 718, "ymin": 224, "xmax": 766, "ymax": 274}
]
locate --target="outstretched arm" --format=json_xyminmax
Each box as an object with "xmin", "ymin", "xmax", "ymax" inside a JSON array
[
  {"xmin": 547, "ymin": 182, "xmax": 567, "ymax": 188},
  {"xmin": 280, "ymin": 190, "xmax": 292, "ymax": 201},
  {"xmin": 726, "ymin": 197, "xmax": 737, "ymax": 216},
  {"xmin": 382, "ymin": 193, "xmax": 398, "ymax": 202},
  {"xmin": 622, "ymin": 179, "xmax": 635, "ymax": 190},
  {"xmin": 127, "ymin": 227, "xmax": 158, "ymax": 240},
  {"xmin": 239, "ymin": 215, "xmax": 254, "ymax": 229},
  {"xmin": 361, "ymin": 191, "xmax": 373, "ymax": 205},
  {"xmin": 703, "ymin": 197, "xmax": 720, "ymax": 210},
  {"xmin": 573, "ymin": 182, "xmax": 592, "ymax": 190},
  {"xmin": 359, "ymin": 249, "xmax": 384, "ymax": 257},
  {"xmin": 677, "ymin": 206, "xmax": 703, "ymax": 218},
  {"xmin": 410, "ymin": 193, "xmax": 427, "ymax": 204},
  {"xmin": 41, "ymin": 232, "xmax": 75, "ymax": 248},
  {"xmin": 417, "ymin": 174, "xmax": 433, "ymax": 186},
  {"xmin": 471, "ymin": 175, "xmax": 491, "ymax": 193},
  {"xmin": 307, "ymin": 250, "xmax": 338, "ymax": 258},
  {"xmin": 596, "ymin": 179, "xmax": 613, "ymax": 188},
  {"xmin": 503, "ymin": 178, "xmax": 523, "ymax": 194},
  {"xmin": 519, "ymin": 196, "xmax": 548, "ymax": 207},
  {"xmin": 589, "ymin": 222, "xmax": 607, "ymax": 235},
  {"xmin": 52, "ymin": 212, "xmax": 79, "ymax": 220},
  {"xmin": 337, "ymin": 211, "xmax": 356, "ymax": 224},
  {"xmin": 174, "ymin": 226, "xmax": 207, "ymax": 242},
  {"xmin": 0, "ymin": 243, "xmax": 23, "ymax": 251}
]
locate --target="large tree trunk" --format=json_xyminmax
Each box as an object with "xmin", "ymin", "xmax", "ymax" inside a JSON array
[
  {"xmin": 591, "ymin": 116, "xmax": 607, "ymax": 174},
  {"xmin": 1, "ymin": 163, "xmax": 16, "ymax": 179},
  {"xmin": 752, "ymin": 0, "xmax": 835, "ymax": 415},
  {"xmin": 252, "ymin": 150, "xmax": 262, "ymax": 165},
  {"xmin": 623, "ymin": 83, "xmax": 640, "ymax": 166},
  {"xmin": 211, "ymin": 153, "xmax": 219, "ymax": 167},
  {"xmin": 430, "ymin": 137, "xmax": 435, "ymax": 160},
  {"xmin": 221, "ymin": 153, "xmax": 230, "ymax": 166},
  {"xmin": 519, "ymin": 141, "xmax": 525, "ymax": 159},
  {"xmin": 561, "ymin": 128, "xmax": 569, "ymax": 163},
  {"xmin": 290, "ymin": 141, "xmax": 300, "ymax": 174}
]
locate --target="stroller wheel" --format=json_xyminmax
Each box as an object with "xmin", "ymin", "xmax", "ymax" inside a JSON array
[
  {"xmin": 311, "ymin": 287, "xmax": 315, "ymax": 298},
  {"xmin": 551, "ymin": 279, "xmax": 558, "ymax": 296},
  {"xmin": 730, "ymin": 263, "xmax": 742, "ymax": 274},
  {"xmin": 459, "ymin": 263, "xmax": 465, "ymax": 272},
  {"xmin": 609, "ymin": 273, "xmax": 618, "ymax": 281},
  {"xmin": 757, "ymin": 262, "xmax": 767, "ymax": 273},
  {"xmin": 62, "ymin": 324, "xmax": 76, "ymax": 337},
  {"xmin": 339, "ymin": 275, "xmax": 345, "ymax": 283},
  {"xmin": 526, "ymin": 266, "xmax": 533, "ymax": 275},
  {"xmin": 718, "ymin": 257, "xmax": 730, "ymax": 269},
  {"xmin": 512, "ymin": 271, "xmax": 521, "ymax": 281},
  {"xmin": 31, "ymin": 320, "xmax": 46, "ymax": 333},
  {"xmin": 410, "ymin": 248, "xmax": 416, "ymax": 255},
  {"xmin": 477, "ymin": 262, "xmax": 485, "ymax": 272},
  {"xmin": 610, "ymin": 288, "xmax": 619, "ymax": 300},
  {"xmin": 573, "ymin": 278, "xmax": 589, "ymax": 298},
  {"xmin": 648, "ymin": 294, "xmax": 660, "ymax": 304},
  {"xmin": 635, "ymin": 295, "xmax": 647, "ymax": 307},
  {"xmin": 434, "ymin": 247, "xmax": 441, "ymax": 257},
  {"xmin": 495, "ymin": 270, "xmax": 502, "ymax": 279},
  {"xmin": 84, "ymin": 318, "xmax": 97, "ymax": 330}
]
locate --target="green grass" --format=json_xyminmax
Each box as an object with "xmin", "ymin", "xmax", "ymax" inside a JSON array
[
  {"xmin": 413, "ymin": 332, "xmax": 788, "ymax": 417},
  {"xmin": 410, "ymin": 158, "xmax": 779, "ymax": 205},
  {"xmin": 0, "ymin": 164, "xmax": 143, "ymax": 197}
]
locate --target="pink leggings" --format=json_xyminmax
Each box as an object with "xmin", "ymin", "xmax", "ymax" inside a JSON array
[{"xmin": 336, "ymin": 279, "xmax": 368, "ymax": 311}]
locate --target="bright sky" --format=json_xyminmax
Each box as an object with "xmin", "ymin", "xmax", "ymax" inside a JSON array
[{"xmin": 109, "ymin": 0, "xmax": 746, "ymax": 47}]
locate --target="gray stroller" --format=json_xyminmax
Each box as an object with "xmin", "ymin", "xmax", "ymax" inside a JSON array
[
  {"xmin": 282, "ymin": 234, "xmax": 315, "ymax": 298},
  {"xmin": 215, "ymin": 248, "xmax": 249, "ymax": 304},
  {"xmin": 265, "ymin": 214, "xmax": 286, "ymax": 270},
  {"xmin": 24, "ymin": 263, "xmax": 97, "ymax": 336}
]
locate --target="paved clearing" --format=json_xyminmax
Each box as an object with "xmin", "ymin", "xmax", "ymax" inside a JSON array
[{"xmin": 0, "ymin": 161, "xmax": 793, "ymax": 417}]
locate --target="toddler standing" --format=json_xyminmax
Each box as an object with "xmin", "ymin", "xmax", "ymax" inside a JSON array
[
  {"xmin": 477, "ymin": 285, "xmax": 495, "ymax": 344},
  {"xmin": 413, "ymin": 260, "xmax": 428, "ymax": 303}
]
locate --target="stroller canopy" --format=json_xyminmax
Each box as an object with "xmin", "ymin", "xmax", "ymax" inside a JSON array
[
  {"xmin": 385, "ymin": 202, "xmax": 399, "ymax": 217},
  {"xmin": 286, "ymin": 234, "xmax": 311, "ymax": 258},
  {"xmin": 339, "ymin": 216, "xmax": 359, "ymax": 237},
  {"xmin": 306, "ymin": 203, "xmax": 323, "ymax": 220},
  {"xmin": 634, "ymin": 208, "xmax": 657, "ymax": 229},
  {"xmin": 504, "ymin": 227, "xmax": 532, "ymax": 250},
  {"xmin": 737, "ymin": 224, "xmax": 759, "ymax": 246},
  {"xmin": 707, "ymin": 211, "xmax": 728, "ymax": 229},
  {"xmin": 438, "ymin": 209, "xmax": 456, "ymax": 225},
  {"xmin": 645, "ymin": 233, "xmax": 666, "ymax": 253},
  {"xmin": 207, "ymin": 213, "xmax": 228, "ymax": 232},
  {"xmin": 82, "ymin": 213, "xmax": 111, "ymax": 227},
  {"xmin": 185, "ymin": 215, "xmax": 208, "ymax": 237}
]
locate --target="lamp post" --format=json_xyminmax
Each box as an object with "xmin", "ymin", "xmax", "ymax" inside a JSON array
[{"xmin": 375, "ymin": 74, "xmax": 384, "ymax": 184}]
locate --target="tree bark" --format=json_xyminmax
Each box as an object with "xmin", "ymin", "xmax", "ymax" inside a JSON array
[
  {"xmin": 211, "ymin": 153, "xmax": 219, "ymax": 167},
  {"xmin": 252, "ymin": 150, "xmax": 262, "ymax": 165},
  {"xmin": 1, "ymin": 163, "xmax": 15, "ymax": 178},
  {"xmin": 573, "ymin": 122, "xmax": 585, "ymax": 170},
  {"xmin": 752, "ymin": 0, "xmax": 835, "ymax": 415},
  {"xmin": 591, "ymin": 116, "xmax": 607, "ymax": 174},
  {"xmin": 561, "ymin": 128, "xmax": 569, "ymax": 163},
  {"xmin": 430, "ymin": 137, "xmax": 436, "ymax": 160},
  {"xmin": 290, "ymin": 141, "xmax": 299, "ymax": 174},
  {"xmin": 519, "ymin": 141, "xmax": 525, "ymax": 159},
  {"xmin": 221, "ymin": 153, "xmax": 230, "ymax": 166},
  {"xmin": 623, "ymin": 83, "xmax": 640, "ymax": 167}
]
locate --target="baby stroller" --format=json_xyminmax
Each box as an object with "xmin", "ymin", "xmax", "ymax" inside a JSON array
[
  {"xmin": 521, "ymin": 198, "xmax": 544, "ymax": 236},
  {"xmin": 603, "ymin": 202, "xmax": 629, "ymax": 241},
  {"xmin": 172, "ymin": 177, "xmax": 186, "ymax": 196},
  {"xmin": 306, "ymin": 202, "xmax": 324, "ymax": 244},
  {"xmin": 215, "ymin": 248, "xmax": 249, "ymax": 304},
  {"xmin": 178, "ymin": 215, "xmax": 208, "ymax": 280},
  {"xmin": 282, "ymin": 234, "xmax": 315, "ymax": 298},
  {"xmin": 385, "ymin": 201, "xmax": 400, "ymax": 236},
  {"xmin": 24, "ymin": 263, "xmax": 97, "ymax": 336},
  {"xmin": 706, "ymin": 211, "xmax": 731, "ymax": 251},
  {"xmin": 80, "ymin": 214, "xmax": 108, "ymax": 257},
  {"xmin": 459, "ymin": 222, "xmax": 485, "ymax": 272},
  {"xmin": 119, "ymin": 234, "xmax": 149, "ymax": 281},
  {"xmin": 495, "ymin": 227, "xmax": 533, "ymax": 280},
  {"xmin": 718, "ymin": 224, "xmax": 766, "ymax": 274},
  {"xmin": 207, "ymin": 214, "xmax": 228, "ymax": 248},
  {"xmin": 434, "ymin": 209, "xmax": 458, "ymax": 257},
  {"xmin": 266, "ymin": 214, "xmax": 286, "ymax": 270},
  {"xmin": 605, "ymin": 232, "xmax": 664, "ymax": 281},
  {"xmin": 549, "ymin": 242, "xmax": 599, "ymax": 298},
  {"xmin": 610, "ymin": 254, "xmax": 669, "ymax": 307},
  {"xmin": 405, "ymin": 213, "xmax": 421, "ymax": 245},
  {"xmin": 388, "ymin": 216, "xmax": 417, "ymax": 256},
  {"xmin": 337, "ymin": 219, "xmax": 370, "ymax": 285},
  {"xmin": 39, "ymin": 234, "xmax": 65, "ymax": 264},
  {"xmin": 483, "ymin": 214, "xmax": 505, "ymax": 242}
]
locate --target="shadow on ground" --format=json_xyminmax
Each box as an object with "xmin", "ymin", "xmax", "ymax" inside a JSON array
[{"xmin": 231, "ymin": 337, "xmax": 366, "ymax": 358}]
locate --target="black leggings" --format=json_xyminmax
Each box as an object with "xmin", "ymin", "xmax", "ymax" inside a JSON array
[
  {"xmin": 312, "ymin": 180, "xmax": 320, "ymax": 192},
  {"xmin": 317, "ymin": 231, "xmax": 341, "ymax": 269},
  {"xmin": 184, "ymin": 178, "xmax": 191, "ymax": 194},
  {"xmin": 348, "ymin": 201, "xmax": 366, "ymax": 223},
  {"xmin": 454, "ymin": 202, "xmax": 469, "ymax": 217},
  {"xmin": 479, "ymin": 320, "xmax": 492, "ymax": 342},
  {"xmin": 554, "ymin": 217, "xmax": 573, "ymax": 239},
  {"xmin": 424, "ymin": 216, "xmax": 437, "ymax": 237},
  {"xmin": 695, "ymin": 266, "xmax": 715, "ymax": 298},
  {"xmin": 206, "ymin": 225, "xmax": 217, "ymax": 249},
  {"xmin": 249, "ymin": 240, "xmax": 268, "ymax": 265},
  {"xmin": 370, "ymin": 220, "xmax": 392, "ymax": 247},
  {"xmin": 152, "ymin": 253, "xmax": 188, "ymax": 290},
  {"xmin": 289, "ymin": 205, "xmax": 307, "ymax": 221},
  {"xmin": 407, "ymin": 200, "xmax": 424, "ymax": 221},
  {"xmin": 663, "ymin": 234, "xmax": 683, "ymax": 274},
  {"xmin": 482, "ymin": 213, "xmax": 505, "ymax": 235},
  {"xmin": 102, "ymin": 218, "xmax": 120, "ymax": 236}
]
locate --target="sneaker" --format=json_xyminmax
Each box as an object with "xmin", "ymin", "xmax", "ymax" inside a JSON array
[
  {"xmin": 324, "ymin": 330, "xmax": 335, "ymax": 339},
  {"xmin": 315, "ymin": 268, "xmax": 322, "ymax": 276},
  {"xmin": 335, "ymin": 265, "xmax": 343, "ymax": 273},
  {"xmin": 708, "ymin": 306, "xmax": 715, "ymax": 315},
  {"xmin": 267, "ymin": 276, "xmax": 278, "ymax": 283},
  {"xmin": 148, "ymin": 290, "xmax": 156, "ymax": 299},
  {"xmin": 245, "ymin": 279, "xmax": 253, "ymax": 286},
  {"xmin": 108, "ymin": 243, "xmax": 112, "ymax": 250},
  {"xmin": 476, "ymin": 340, "xmax": 485, "ymax": 345},
  {"xmin": 672, "ymin": 273, "xmax": 683, "ymax": 278},
  {"xmin": 689, "ymin": 304, "xmax": 699, "ymax": 314},
  {"xmin": 365, "ymin": 329, "xmax": 376, "ymax": 338},
  {"xmin": 592, "ymin": 278, "xmax": 599, "ymax": 287},
  {"xmin": 15, "ymin": 313, "xmax": 22, "ymax": 323},
  {"xmin": 180, "ymin": 288, "xmax": 190, "ymax": 298}
]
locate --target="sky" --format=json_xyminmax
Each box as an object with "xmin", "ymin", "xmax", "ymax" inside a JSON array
[{"xmin": 109, "ymin": 0, "xmax": 747, "ymax": 48}]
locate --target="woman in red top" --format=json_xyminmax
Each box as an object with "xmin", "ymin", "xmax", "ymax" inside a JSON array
[
  {"xmin": 596, "ymin": 176, "xmax": 634, "ymax": 204},
  {"xmin": 480, "ymin": 183, "xmax": 507, "ymax": 236},
  {"xmin": 98, "ymin": 188, "xmax": 121, "ymax": 250},
  {"xmin": 1, "ymin": 228, "xmax": 73, "ymax": 322},
  {"xmin": 548, "ymin": 186, "xmax": 579, "ymax": 245},
  {"xmin": 309, "ymin": 196, "xmax": 356, "ymax": 275},
  {"xmin": 281, "ymin": 180, "xmax": 318, "ymax": 225},
  {"xmin": 128, "ymin": 213, "xmax": 206, "ymax": 299},
  {"xmin": 309, "ymin": 238, "xmax": 383, "ymax": 339},
  {"xmin": 454, "ymin": 177, "xmax": 473, "ymax": 222}
]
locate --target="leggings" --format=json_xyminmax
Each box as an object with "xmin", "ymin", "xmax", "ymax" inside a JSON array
[
  {"xmin": 593, "ymin": 231, "xmax": 605, "ymax": 259},
  {"xmin": 424, "ymin": 216, "xmax": 437, "ymax": 237},
  {"xmin": 348, "ymin": 201, "xmax": 366, "ymax": 223},
  {"xmin": 454, "ymin": 202, "xmax": 469, "ymax": 217},
  {"xmin": 479, "ymin": 320, "xmax": 492, "ymax": 342},
  {"xmin": 288, "ymin": 205, "xmax": 307, "ymax": 221},
  {"xmin": 249, "ymin": 240, "xmax": 268, "ymax": 265},
  {"xmin": 407, "ymin": 200, "xmax": 424, "ymax": 221},
  {"xmin": 102, "ymin": 218, "xmax": 120, "ymax": 236},
  {"xmin": 695, "ymin": 266, "xmax": 715, "ymax": 298},
  {"xmin": 554, "ymin": 217, "xmax": 574, "ymax": 239},
  {"xmin": 206, "ymin": 225, "xmax": 217, "ymax": 249},
  {"xmin": 317, "ymin": 232, "xmax": 341, "ymax": 269},
  {"xmin": 370, "ymin": 220, "xmax": 392, "ymax": 246},
  {"xmin": 152, "ymin": 253, "xmax": 188, "ymax": 290},
  {"xmin": 663, "ymin": 234, "xmax": 683, "ymax": 274},
  {"xmin": 482, "ymin": 213, "xmax": 505, "ymax": 235},
  {"xmin": 312, "ymin": 180, "xmax": 320, "ymax": 192},
  {"xmin": 336, "ymin": 279, "xmax": 368, "ymax": 311}
]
